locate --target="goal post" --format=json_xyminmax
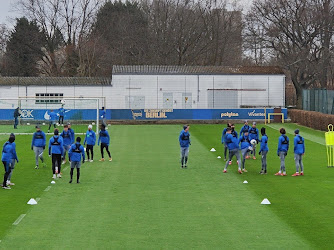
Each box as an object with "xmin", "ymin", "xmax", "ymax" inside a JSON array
[
  {"xmin": 1, "ymin": 97, "xmax": 103, "ymax": 133},
  {"xmin": 267, "ymin": 113, "xmax": 284, "ymax": 124}
]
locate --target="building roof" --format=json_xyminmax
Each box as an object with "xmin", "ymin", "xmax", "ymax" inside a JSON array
[
  {"xmin": 0, "ymin": 77, "xmax": 111, "ymax": 86},
  {"xmin": 112, "ymin": 65, "xmax": 285, "ymax": 75}
]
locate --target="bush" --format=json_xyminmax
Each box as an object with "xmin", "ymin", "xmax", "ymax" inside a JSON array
[{"xmin": 289, "ymin": 109, "xmax": 334, "ymax": 131}]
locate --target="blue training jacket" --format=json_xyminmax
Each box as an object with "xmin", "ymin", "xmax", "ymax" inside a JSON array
[
  {"xmin": 1, "ymin": 141, "xmax": 18, "ymax": 163},
  {"xmin": 48, "ymin": 136, "xmax": 64, "ymax": 155},
  {"xmin": 248, "ymin": 127, "xmax": 259, "ymax": 141},
  {"xmin": 294, "ymin": 135, "xmax": 305, "ymax": 154},
  {"xmin": 31, "ymin": 131, "xmax": 46, "ymax": 148},
  {"xmin": 84, "ymin": 130, "xmax": 96, "ymax": 146},
  {"xmin": 100, "ymin": 110, "xmax": 106, "ymax": 118},
  {"xmin": 98, "ymin": 129, "xmax": 110, "ymax": 146},
  {"xmin": 68, "ymin": 128, "xmax": 75, "ymax": 144},
  {"xmin": 239, "ymin": 135, "xmax": 251, "ymax": 150},
  {"xmin": 60, "ymin": 130, "xmax": 72, "ymax": 146},
  {"xmin": 259, "ymin": 135, "xmax": 269, "ymax": 153},
  {"xmin": 48, "ymin": 111, "xmax": 57, "ymax": 121},
  {"xmin": 58, "ymin": 108, "xmax": 65, "ymax": 116},
  {"xmin": 222, "ymin": 128, "xmax": 228, "ymax": 143},
  {"xmin": 225, "ymin": 133, "xmax": 239, "ymax": 150},
  {"xmin": 179, "ymin": 130, "xmax": 191, "ymax": 148},
  {"xmin": 277, "ymin": 134, "xmax": 289, "ymax": 154},
  {"xmin": 239, "ymin": 125, "xmax": 250, "ymax": 137},
  {"xmin": 69, "ymin": 142, "xmax": 85, "ymax": 162}
]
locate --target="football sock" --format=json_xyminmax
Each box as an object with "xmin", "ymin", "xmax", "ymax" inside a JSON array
[
  {"xmin": 181, "ymin": 157, "xmax": 184, "ymax": 166},
  {"xmin": 185, "ymin": 157, "xmax": 188, "ymax": 165},
  {"xmin": 77, "ymin": 169, "xmax": 80, "ymax": 182},
  {"xmin": 70, "ymin": 168, "xmax": 74, "ymax": 179}
]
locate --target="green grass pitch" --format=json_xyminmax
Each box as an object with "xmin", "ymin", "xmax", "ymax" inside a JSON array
[{"xmin": 0, "ymin": 123, "xmax": 333, "ymax": 249}]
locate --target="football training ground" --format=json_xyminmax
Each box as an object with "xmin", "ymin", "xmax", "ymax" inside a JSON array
[{"xmin": 0, "ymin": 123, "xmax": 333, "ymax": 249}]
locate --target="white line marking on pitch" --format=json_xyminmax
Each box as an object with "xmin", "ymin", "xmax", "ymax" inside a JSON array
[
  {"xmin": 63, "ymin": 166, "xmax": 68, "ymax": 171},
  {"xmin": 36, "ymin": 198, "xmax": 41, "ymax": 202},
  {"xmin": 266, "ymin": 124, "xmax": 325, "ymax": 146},
  {"xmin": 13, "ymin": 214, "xmax": 26, "ymax": 226},
  {"xmin": 44, "ymin": 186, "xmax": 51, "ymax": 192}
]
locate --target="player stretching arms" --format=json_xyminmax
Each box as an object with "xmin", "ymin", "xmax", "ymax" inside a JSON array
[
  {"xmin": 292, "ymin": 129, "xmax": 305, "ymax": 176},
  {"xmin": 275, "ymin": 128, "xmax": 289, "ymax": 176},
  {"xmin": 259, "ymin": 127, "xmax": 269, "ymax": 174},
  {"xmin": 69, "ymin": 137, "xmax": 85, "ymax": 183},
  {"xmin": 223, "ymin": 127, "xmax": 242, "ymax": 174}
]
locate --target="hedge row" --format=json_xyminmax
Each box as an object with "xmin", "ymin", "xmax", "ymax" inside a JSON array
[{"xmin": 288, "ymin": 109, "xmax": 334, "ymax": 131}]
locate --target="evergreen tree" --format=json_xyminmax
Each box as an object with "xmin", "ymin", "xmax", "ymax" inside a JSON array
[{"xmin": 3, "ymin": 17, "xmax": 45, "ymax": 76}]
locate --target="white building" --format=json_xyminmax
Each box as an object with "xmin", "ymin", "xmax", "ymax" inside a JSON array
[{"xmin": 0, "ymin": 65, "xmax": 285, "ymax": 112}]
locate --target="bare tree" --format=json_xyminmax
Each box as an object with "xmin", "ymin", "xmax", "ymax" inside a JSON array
[
  {"xmin": 246, "ymin": 0, "xmax": 334, "ymax": 108},
  {"xmin": 143, "ymin": 0, "xmax": 243, "ymax": 65},
  {"xmin": 14, "ymin": 0, "xmax": 101, "ymax": 76}
]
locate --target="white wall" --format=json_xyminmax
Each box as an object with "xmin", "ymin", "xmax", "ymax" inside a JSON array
[{"xmin": 0, "ymin": 74, "xmax": 285, "ymax": 109}]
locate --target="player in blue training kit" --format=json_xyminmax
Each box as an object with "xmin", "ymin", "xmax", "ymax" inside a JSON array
[
  {"xmin": 240, "ymin": 120, "xmax": 250, "ymax": 137},
  {"xmin": 259, "ymin": 127, "xmax": 269, "ymax": 174},
  {"xmin": 60, "ymin": 124, "xmax": 73, "ymax": 164},
  {"xmin": 98, "ymin": 124, "xmax": 112, "ymax": 161},
  {"xmin": 68, "ymin": 123, "xmax": 75, "ymax": 145},
  {"xmin": 179, "ymin": 125, "xmax": 191, "ymax": 169},
  {"xmin": 275, "ymin": 128, "xmax": 289, "ymax": 176},
  {"xmin": 100, "ymin": 107, "xmax": 107, "ymax": 127},
  {"xmin": 248, "ymin": 122, "xmax": 259, "ymax": 159},
  {"xmin": 228, "ymin": 124, "xmax": 238, "ymax": 165},
  {"xmin": 31, "ymin": 125, "xmax": 46, "ymax": 169},
  {"xmin": 2, "ymin": 134, "xmax": 18, "ymax": 189},
  {"xmin": 47, "ymin": 110, "xmax": 58, "ymax": 133},
  {"xmin": 49, "ymin": 129, "xmax": 64, "ymax": 179},
  {"xmin": 240, "ymin": 120, "xmax": 251, "ymax": 159},
  {"xmin": 58, "ymin": 106, "xmax": 65, "ymax": 125},
  {"xmin": 223, "ymin": 127, "xmax": 242, "ymax": 174},
  {"xmin": 84, "ymin": 125, "xmax": 96, "ymax": 162},
  {"xmin": 69, "ymin": 137, "xmax": 85, "ymax": 183},
  {"xmin": 292, "ymin": 129, "xmax": 305, "ymax": 176},
  {"xmin": 222, "ymin": 123, "xmax": 231, "ymax": 161},
  {"xmin": 239, "ymin": 130, "xmax": 251, "ymax": 172}
]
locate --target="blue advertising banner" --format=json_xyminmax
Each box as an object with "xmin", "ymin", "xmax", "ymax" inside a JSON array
[
  {"xmin": 0, "ymin": 108, "xmax": 287, "ymax": 121},
  {"xmin": 110, "ymin": 108, "xmax": 287, "ymax": 120},
  {"xmin": 0, "ymin": 109, "xmax": 110, "ymax": 121}
]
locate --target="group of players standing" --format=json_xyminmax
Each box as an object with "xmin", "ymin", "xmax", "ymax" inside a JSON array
[
  {"xmin": 2, "ymin": 123, "xmax": 112, "ymax": 189},
  {"xmin": 179, "ymin": 121, "xmax": 305, "ymax": 176}
]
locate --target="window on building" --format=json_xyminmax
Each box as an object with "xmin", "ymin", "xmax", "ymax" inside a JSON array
[{"xmin": 35, "ymin": 93, "xmax": 64, "ymax": 104}]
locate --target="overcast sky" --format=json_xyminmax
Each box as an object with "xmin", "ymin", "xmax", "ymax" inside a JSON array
[
  {"xmin": 0, "ymin": 0, "xmax": 16, "ymax": 26},
  {"xmin": 0, "ymin": 0, "xmax": 254, "ymax": 27}
]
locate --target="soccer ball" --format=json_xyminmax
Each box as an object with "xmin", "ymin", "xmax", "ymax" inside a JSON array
[
  {"xmin": 61, "ymin": 99, "xmax": 66, "ymax": 105},
  {"xmin": 250, "ymin": 139, "xmax": 257, "ymax": 145}
]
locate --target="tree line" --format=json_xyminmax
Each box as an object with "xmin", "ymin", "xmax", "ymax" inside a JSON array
[{"xmin": 0, "ymin": 0, "xmax": 334, "ymax": 108}]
